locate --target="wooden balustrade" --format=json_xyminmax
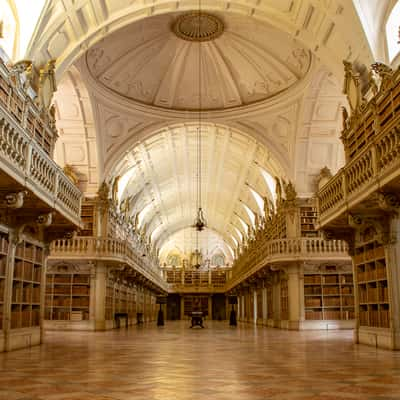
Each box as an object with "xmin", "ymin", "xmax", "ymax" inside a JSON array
[
  {"xmin": 50, "ymin": 237, "xmax": 167, "ymax": 290},
  {"xmin": 319, "ymin": 68, "xmax": 400, "ymax": 225},
  {"xmin": 160, "ymin": 268, "xmax": 232, "ymax": 288},
  {"xmin": 232, "ymin": 238, "xmax": 348, "ymax": 279},
  {"xmin": 0, "ymin": 59, "xmax": 57, "ymax": 157},
  {"xmin": 319, "ymin": 126, "xmax": 400, "ymax": 223},
  {"xmin": 0, "ymin": 111, "xmax": 81, "ymax": 224}
]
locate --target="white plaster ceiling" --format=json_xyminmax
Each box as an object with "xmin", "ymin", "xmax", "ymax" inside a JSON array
[
  {"xmin": 114, "ymin": 123, "xmax": 279, "ymax": 254},
  {"xmin": 27, "ymin": 0, "xmax": 374, "ymax": 81},
  {"xmin": 53, "ymin": 66, "xmax": 100, "ymax": 195},
  {"xmin": 85, "ymin": 12, "xmax": 311, "ymax": 111},
  {"xmin": 43, "ymin": 1, "xmax": 359, "ymax": 256},
  {"xmin": 159, "ymin": 227, "xmax": 234, "ymax": 267}
]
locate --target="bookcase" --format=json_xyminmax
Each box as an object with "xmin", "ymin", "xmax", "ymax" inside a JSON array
[
  {"xmin": 183, "ymin": 296, "xmax": 208, "ymax": 317},
  {"xmin": 280, "ymin": 280, "xmax": 288, "ymax": 320},
  {"xmin": 0, "ymin": 234, "xmax": 8, "ymax": 332},
  {"xmin": 266, "ymin": 287, "xmax": 273, "ymax": 320},
  {"xmin": 105, "ymin": 282, "xmax": 114, "ymax": 321},
  {"xmin": 80, "ymin": 200, "xmax": 96, "ymax": 236},
  {"xmin": 265, "ymin": 213, "xmax": 286, "ymax": 240},
  {"xmin": 11, "ymin": 241, "xmax": 43, "ymax": 329},
  {"xmin": 300, "ymin": 206, "xmax": 319, "ymax": 237},
  {"xmin": 45, "ymin": 273, "xmax": 90, "ymax": 321},
  {"xmin": 304, "ymin": 265, "xmax": 354, "ymax": 322},
  {"xmin": 105, "ymin": 278, "xmax": 139, "ymax": 323},
  {"xmin": 354, "ymin": 242, "xmax": 389, "ymax": 328},
  {"xmin": 211, "ymin": 270, "xmax": 226, "ymax": 286}
]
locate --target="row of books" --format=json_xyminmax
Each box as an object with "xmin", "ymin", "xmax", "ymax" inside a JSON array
[
  {"xmin": 11, "ymin": 309, "xmax": 40, "ymax": 328},
  {"xmin": 14, "ymin": 262, "xmax": 42, "ymax": 281},
  {"xmin": 358, "ymin": 286, "xmax": 389, "ymax": 303},
  {"xmin": 12, "ymin": 286, "xmax": 41, "ymax": 303},
  {"xmin": 360, "ymin": 309, "xmax": 390, "ymax": 328}
]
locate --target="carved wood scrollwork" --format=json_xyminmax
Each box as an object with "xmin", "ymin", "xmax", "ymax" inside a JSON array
[
  {"xmin": 376, "ymin": 192, "xmax": 400, "ymax": 214},
  {"xmin": 4, "ymin": 191, "xmax": 28, "ymax": 208},
  {"xmin": 349, "ymin": 213, "xmax": 393, "ymax": 246}
]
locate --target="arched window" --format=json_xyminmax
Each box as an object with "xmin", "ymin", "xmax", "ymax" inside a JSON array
[
  {"xmin": 0, "ymin": 0, "xmax": 46, "ymax": 60},
  {"xmin": 0, "ymin": 0, "xmax": 18, "ymax": 59},
  {"xmin": 211, "ymin": 253, "xmax": 225, "ymax": 267},
  {"xmin": 166, "ymin": 253, "xmax": 181, "ymax": 267},
  {"xmin": 386, "ymin": 1, "xmax": 400, "ymax": 61}
]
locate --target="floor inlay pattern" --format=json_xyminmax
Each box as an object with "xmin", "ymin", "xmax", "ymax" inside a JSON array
[{"xmin": 1, "ymin": 322, "xmax": 400, "ymax": 399}]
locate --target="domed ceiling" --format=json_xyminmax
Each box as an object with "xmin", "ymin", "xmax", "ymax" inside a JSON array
[{"xmin": 86, "ymin": 12, "xmax": 311, "ymax": 111}]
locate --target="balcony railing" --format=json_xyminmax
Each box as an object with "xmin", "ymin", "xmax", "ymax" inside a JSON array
[
  {"xmin": 318, "ymin": 123, "xmax": 400, "ymax": 225},
  {"xmin": 50, "ymin": 237, "xmax": 168, "ymax": 291},
  {"xmin": 160, "ymin": 268, "xmax": 232, "ymax": 291},
  {"xmin": 0, "ymin": 58, "xmax": 57, "ymax": 157},
  {"xmin": 229, "ymin": 237, "xmax": 348, "ymax": 288},
  {"xmin": 0, "ymin": 111, "xmax": 82, "ymax": 225}
]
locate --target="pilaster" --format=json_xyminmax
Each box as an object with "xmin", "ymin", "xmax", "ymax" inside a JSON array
[
  {"xmin": 3, "ymin": 231, "xmax": 17, "ymax": 351},
  {"xmin": 287, "ymin": 264, "xmax": 303, "ymax": 330},
  {"xmin": 93, "ymin": 262, "xmax": 107, "ymax": 331}
]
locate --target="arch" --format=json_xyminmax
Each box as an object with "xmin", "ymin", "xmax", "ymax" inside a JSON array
[
  {"xmin": 53, "ymin": 65, "xmax": 100, "ymax": 195},
  {"xmin": 27, "ymin": 0, "xmax": 372, "ymax": 81}
]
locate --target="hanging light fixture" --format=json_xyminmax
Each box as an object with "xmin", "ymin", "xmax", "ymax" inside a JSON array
[{"xmin": 192, "ymin": 9, "xmax": 207, "ymax": 234}]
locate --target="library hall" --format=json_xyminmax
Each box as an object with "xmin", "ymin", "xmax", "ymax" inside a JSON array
[{"xmin": 2, "ymin": 0, "xmax": 400, "ymax": 399}]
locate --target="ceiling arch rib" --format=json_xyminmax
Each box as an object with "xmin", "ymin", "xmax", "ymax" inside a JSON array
[
  {"xmin": 27, "ymin": 0, "xmax": 373, "ymax": 83},
  {"xmin": 113, "ymin": 122, "xmax": 283, "ymax": 254},
  {"xmin": 53, "ymin": 65, "xmax": 99, "ymax": 196}
]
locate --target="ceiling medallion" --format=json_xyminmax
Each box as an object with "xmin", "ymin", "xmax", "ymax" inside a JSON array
[{"xmin": 172, "ymin": 12, "xmax": 224, "ymax": 42}]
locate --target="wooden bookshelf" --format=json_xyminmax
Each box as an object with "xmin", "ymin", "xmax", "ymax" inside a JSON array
[
  {"xmin": 45, "ymin": 273, "xmax": 90, "ymax": 321},
  {"xmin": 300, "ymin": 206, "xmax": 319, "ymax": 237},
  {"xmin": 80, "ymin": 200, "xmax": 96, "ymax": 236},
  {"xmin": 266, "ymin": 287, "xmax": 273, "ymax": 320},
  {"xmin": 265, "ymin": 213, "xmax": 286, "ymax": 240},
  {"xmin": 105, "ymin": 282, "xmax": 114, "ymax": 320},
  {"xmin": 11, "ymin": 241, "xmax": 43, "ymax": 329},
  {"xmin": 280, "ymin": 280, "xmax": 288, "ymax": 320},
  {"xmin": 355, "ymin": 242, "xmax": 389, "ymax": 328},
  {"xmin": 211, "ymin": 270, "xmax": 226, "ymax": 286},
  {"xmin": 304, "ymin": 265, "xmax": 354, "ymax": 321},
  {"xmin": 183, "ymin": 296, "xmax": 208, "ymax": 317},
  {"xmin": 105, "ymin": 278, "xmax": 138, "ymax": 322},
  {"xmin": 0, "ymin": 234, "xmax": 8, "ymax": 331}
]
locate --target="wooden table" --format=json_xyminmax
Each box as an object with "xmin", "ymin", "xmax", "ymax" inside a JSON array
[{"xmin": 190, "ymin": 311, "xmax": 204, "ymax": 328}]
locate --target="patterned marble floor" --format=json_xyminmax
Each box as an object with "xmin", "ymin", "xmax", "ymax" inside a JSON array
[{"xmin": 1, "ymin": 322, "xmax": 400, "ymax": 400}]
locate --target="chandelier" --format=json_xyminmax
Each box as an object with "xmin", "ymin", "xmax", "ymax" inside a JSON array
[{"xmin": 192, "ymin": 10, "xmax": 207, "ymax": 233}]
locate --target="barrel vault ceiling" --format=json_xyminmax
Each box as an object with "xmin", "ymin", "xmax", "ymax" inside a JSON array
[{"xmin": 39, "ymin": 0, "xmax": 373, "ymax": 257}]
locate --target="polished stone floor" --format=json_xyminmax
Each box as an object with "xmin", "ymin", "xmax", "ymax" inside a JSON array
[{"xmin": 1, "ymin": 322, "xmax": 400, "ymax": 400}]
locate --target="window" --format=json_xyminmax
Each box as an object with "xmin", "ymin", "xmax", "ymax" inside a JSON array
[{"xmin": 386, "ymin": 1, "xmax": 400, "ymax": 61}]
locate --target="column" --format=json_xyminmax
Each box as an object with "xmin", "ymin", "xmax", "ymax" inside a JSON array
[
  {"xmin": 208, "ymin": 295, "xmax": 212, "ymax": 320},
  {"xmin": 3, "ymin": 231, "xmax": 17, "ymax": 351},
  {"xmin": 287, "ymin": 264, "xmax": 302, "ymax": 330},
  {"xmin": 93, "ymin": 262, "xmax": 107, "ymax": 331}
]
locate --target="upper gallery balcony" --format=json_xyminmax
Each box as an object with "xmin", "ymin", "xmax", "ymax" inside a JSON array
[
  {"xmin": 0, "ymin": 55, "xmax": 82, "ymax": 232},
  {"xmin": 318, "ymin": 62, "xmax": 400, "ymax": 231},
  {"xmin": 49, "ymin": 197, "xmax": 168, "ymax": 293},
  {"xmin": 160, "ymin": 266, "xmax": 232, "ymax": 293},
  {"xmin": 227, "ymin": 195, "xmax": 349, "ymax": 291},
  {"xmin": 50, "ymin": 236, "xmax": 168, "ymax": 293}
]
